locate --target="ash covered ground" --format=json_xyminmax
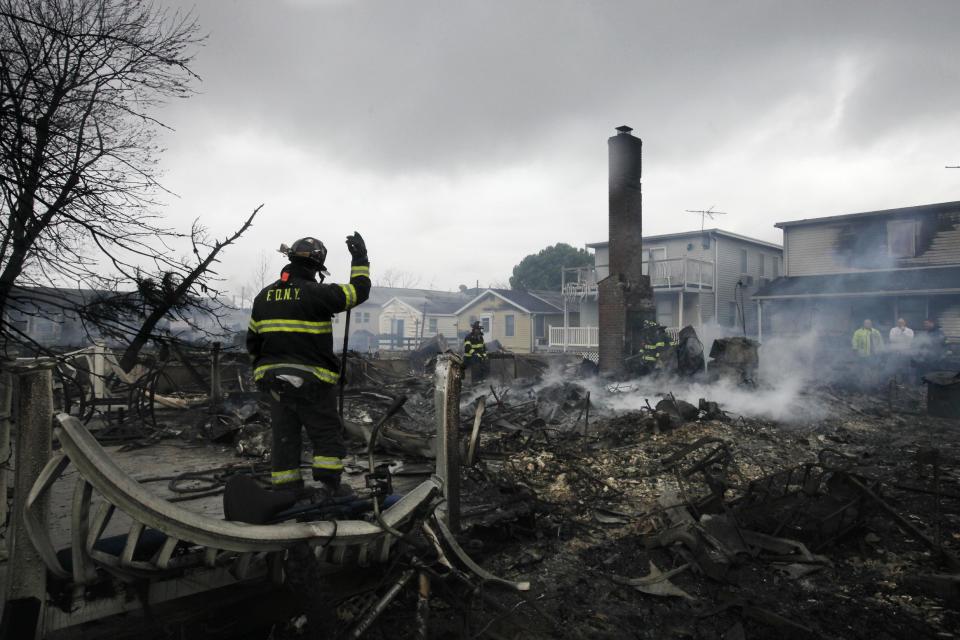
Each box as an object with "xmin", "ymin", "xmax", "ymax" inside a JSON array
[
  {"xmin": 256, "ymin": 349, "xmax": 957, "ymax": 640},
  {"xmin": 87, "ymin": 348, "xmax": 959, "ymax": 640}
]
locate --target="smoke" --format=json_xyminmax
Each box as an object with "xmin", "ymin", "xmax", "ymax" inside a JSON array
[
  {"xmin": 520, "ymin": 324, "xmax": 848, "ymax": 424},
  {"xmin": 575, "ymin": 370, "xmax": 823, "ymax": 424}
]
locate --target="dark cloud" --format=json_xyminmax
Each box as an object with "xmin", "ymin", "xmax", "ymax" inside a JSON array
[
  {"xmin": 164, "ymin": 1, "xmax": 960, "ymax": 172},
  {"xmin": 154, "ymin": 0, "xmax": 960, "ymax": 290}
]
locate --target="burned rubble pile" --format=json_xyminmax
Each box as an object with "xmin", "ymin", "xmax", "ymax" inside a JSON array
[
  {"xmin": 446, "ymin": 376, "xmax": 960, "ymax": 640},
  {"xmin": 79, "ymin": 343, "xmax": 959, "ymax": 639}
]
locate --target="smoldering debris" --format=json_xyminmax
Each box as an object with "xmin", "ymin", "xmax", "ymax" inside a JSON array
[{"xmin": 50, "ymin": 338, "xmax": 960, "ymax": 640}]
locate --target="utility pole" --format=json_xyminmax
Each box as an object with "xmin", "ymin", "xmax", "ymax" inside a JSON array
[{"xmin": 685, "ymin": 206, "xmax": 729, "ymax": 232}]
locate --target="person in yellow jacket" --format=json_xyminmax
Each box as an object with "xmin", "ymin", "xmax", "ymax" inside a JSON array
[{"xmin": 852, "ymin": 319, "xmax": 883, "ymax": 358}]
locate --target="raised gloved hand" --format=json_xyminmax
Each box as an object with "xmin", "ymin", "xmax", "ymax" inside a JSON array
[{"xmin": 346, "ymin": 231, "xmax": 367, "ymax": 262}]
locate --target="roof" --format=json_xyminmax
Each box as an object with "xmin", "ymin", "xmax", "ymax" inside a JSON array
[
  {"xmin": 753, "ymin": 266, "xmax": 960, "ymax": 300},
  {"xmin": 361, "ymin": 286, "xmax": 461, "ymax": 307},
  {"xmin": 382, "ymin": 291, "xmax": 473, "ymax": 315},
  {"xmin": 455, "ymin": 288, "xmax": 563, "ymax": 315},
  {"xmin": 774, "ymin": 200, "xmax": 960, "ymax": 229},
  {"xmin": 6, "ymin": 286, "xmax": 137, "ymax": 313},
  {"xmin": 586, "ymin": 228, "xmax": 782, "ymax": 251}
]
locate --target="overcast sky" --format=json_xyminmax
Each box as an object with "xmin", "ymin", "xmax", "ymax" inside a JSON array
[{"xmin": 156, "ymin": 0, "xmax": 960, "ymax": 295}]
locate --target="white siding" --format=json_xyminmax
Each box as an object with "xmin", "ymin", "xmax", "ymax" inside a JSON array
[
  {"xmin": 594, "ymin": 246, "xmax": 609, "ymax": 280},
  {"xmin": 903, "ymin": 222, "xmax": 960, "ymax": 267},
  {"xmin": 784, "ymin": 211, "xmax": 960, "ymax": 276},
  {"xmin": 424, "ymin": 316, "xmax": 458, "ymax": 339},
  {"xmin": 379, "ymin": 301, "xmax": 422, "ymax": 338},
  {"xmin": 718, "ymin": 237, "xmax": 783, "ymax": 336},
  {"xmin": 785, "ymin": 225, "xmax": 854, "ymax": 276},
  {"xmin": 934, "ymin": 297, "xmax": 960, "ymax": 343}
]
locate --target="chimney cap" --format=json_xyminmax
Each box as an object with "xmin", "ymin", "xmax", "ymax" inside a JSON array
[{"xmin": 615, "ymin": 125, "xmax": 633, "ymax": 135}]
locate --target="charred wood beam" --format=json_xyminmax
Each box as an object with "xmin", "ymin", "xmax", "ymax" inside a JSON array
[{"xmin": 434, "ymin": 353, "xmax": 463, "ymax": 531}]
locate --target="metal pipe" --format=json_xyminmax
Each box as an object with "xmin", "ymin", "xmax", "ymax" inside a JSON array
[
  {"xmin": 415, "ymin": 571, "xmax": 431, "ymax": 640},
  {"xmin": 466, "ymin": 396, "xmax": 485, "ymax": 467},
  {"xmin": 369, "ymin": 395, "xmax": 409, "ymax": 539},
  {"xmin": 338, "ymin": 309, "xmax": 352, "ymax": 421},
  {"xmin": 349, "ymin": 569, "xmax": 415, "ymax": 638}
]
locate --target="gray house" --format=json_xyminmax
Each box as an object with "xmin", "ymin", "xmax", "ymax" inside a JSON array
[
  {"xmin": 755, "ymin": 201, "xmax": 960, "ymax": 342},
  {"xmin": 555, "ymin": 229, "xmax": 782, "ymax": 348}
]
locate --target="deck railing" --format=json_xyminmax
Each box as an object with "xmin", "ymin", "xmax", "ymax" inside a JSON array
[
  {"xmin": 642, "ymin": 258, "xmax": 714, "ymax": 289},
  {"xmin": 548, "ymin": 326, "xmax": 599, "ymax": 348}
]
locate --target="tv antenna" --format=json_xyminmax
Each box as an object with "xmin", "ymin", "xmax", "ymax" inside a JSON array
[
  {"xmin": 685, "ymin": 206, "xmax": 729, "ymax": 232},
  {"xmin": 947, "ymin": 164, "xmax": 960, "ymax": 169}
]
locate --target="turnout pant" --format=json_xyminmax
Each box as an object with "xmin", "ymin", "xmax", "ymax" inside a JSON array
[{"xmin": 268, "ymin": 381, "xmax": 346, "ymax": 488}]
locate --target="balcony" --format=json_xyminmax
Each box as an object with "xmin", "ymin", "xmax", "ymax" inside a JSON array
[
  {"xmin": 562, "ymin": 266, "xmax": 599, "ymax": 300},
  {"xmin": 642, "ymin": 258, "xmax": 714, "ymax": 290}
]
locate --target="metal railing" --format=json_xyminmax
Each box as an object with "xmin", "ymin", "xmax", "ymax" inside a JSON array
[
  {"xmin": 562, "ymin": 280, "xmax": 599, "ymax": 299},
  {"xmin": 561, "ymin": 266, "xmax": 599, "ymax": 300},
  {"xmin": 548, "ymin": 326, "xmax": 599, "ymax": 348},
  {"xmin": 641, "ymin": 258, "xmax": 714, "ymax": 289}
]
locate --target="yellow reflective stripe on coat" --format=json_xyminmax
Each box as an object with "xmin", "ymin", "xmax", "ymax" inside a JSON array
[
  {"xmin": 250, "ymin": 318, "xmax": 333, "ymax": 335},
  {"xmin": 350, "ymin": 266, "xmax": 370, "ymax": 278},
  {"xmin": 340, "ymin": 283, "xmax": 357, "ymax": 309},
  {"xmin": 271, "ymin": 469, "xmax": 301, "ymax": 484},
  {"xmin": 312, "ymin": 455, "xmax": 343, "ymax": 470},
  {"xmin": 254, "ymin": 363, "xmax": 339, "ymax": 384}
]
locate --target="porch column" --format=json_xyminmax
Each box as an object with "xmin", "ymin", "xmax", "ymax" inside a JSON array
[
  {"xmin": 757, "ymin": 300, "xmax": 763, "ymax": 343},
  {"xmin": 678, "ymin": 290, "xmax": 684, "ymax": 328},
  {"xmin": 562, "ymin": 297, "xmax": 568, "ymax": 353}
]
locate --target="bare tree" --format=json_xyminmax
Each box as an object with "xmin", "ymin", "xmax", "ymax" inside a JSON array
[
  {"xmin": 250, "ymin": 249, "xmax": 276, "ymax": 292},
  {"xmin": 375, "ymin": 268, "xmax": 422, "ymax": 289},
  {"xmin": 0, "ymin": 0, "xmax": 257, "ymax": 365}
]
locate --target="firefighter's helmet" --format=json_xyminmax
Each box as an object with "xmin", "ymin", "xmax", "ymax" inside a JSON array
[{"xmin": 287, "ymin": 237, "xmax": 329, "ymax": 274}]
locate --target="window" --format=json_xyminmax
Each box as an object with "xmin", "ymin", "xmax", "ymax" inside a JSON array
[
  {"xmin": 480, "ymin": 316, "xmax": 491, "ymax": 334},
  {"xmin": 505, "ymin": 314, "xmax": 515, "ymax": 337},
  {"xmin": 887, "ymin": 219, "xmax": 916, "ymax": 258},
  {"xmin": 656, "ymin": 298, "xmax": 673, "ymax": 328},
  {"xmin": 739, "ymin": 249, "xmax": 748, "ymax": 274},
  {"xmin": 428, "ymin": 318, "xmax": 438, "ymax": 334},
  {"xmin": 772, "ymin": 257, "xmax": 780, "ymax": 278},
  {"xmin": 646, "ymin": 247, "xmax": 667, "ymax": 261},
  {"xmin": 759, "ymin": 254, "xmax": 765, "ymax": 277},
  {"xmin": 362, "ymin": 312, "xmax": 370, "ymax": 323}
]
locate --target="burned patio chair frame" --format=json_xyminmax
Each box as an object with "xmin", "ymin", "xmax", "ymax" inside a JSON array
[{"xmin": 26, "ymin": 413, "xmax": 441, "ymax": 591}]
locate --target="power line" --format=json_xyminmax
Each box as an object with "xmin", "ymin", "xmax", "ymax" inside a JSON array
[{"xmin": 684, "ymin": 206, "xmax": 729, "ymax": 232}]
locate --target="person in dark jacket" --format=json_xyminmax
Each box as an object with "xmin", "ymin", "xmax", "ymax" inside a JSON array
[
  {"xmin": 246, "ymin": 233, "xmax": 370, "ymax": 493},
  {"xmin": 913, "ymin": 319, "xmax": 950, "ymax": 384},
  {"xmin": 463, "ymin": 321, "xmax": 487, "ymax": 383}
]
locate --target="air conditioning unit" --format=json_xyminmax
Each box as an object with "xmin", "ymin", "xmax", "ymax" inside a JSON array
[{"xmin": 741, "ymin": 275, "xmax": 754, "ymax": 286}]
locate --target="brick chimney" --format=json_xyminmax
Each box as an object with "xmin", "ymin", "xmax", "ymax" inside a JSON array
[{"xmin": 598, "ymin": 125, "xmax": 654, "ymax": 375}]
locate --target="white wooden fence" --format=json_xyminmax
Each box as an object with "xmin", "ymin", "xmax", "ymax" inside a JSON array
[{"xmin": 548, "ymin": 326, "xmax": 599, "ymax": 348}]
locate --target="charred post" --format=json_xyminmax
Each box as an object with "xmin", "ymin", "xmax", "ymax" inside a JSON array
[{"xmin": 0, "ymin": 363, "xmax": 54, "ymax": 638}]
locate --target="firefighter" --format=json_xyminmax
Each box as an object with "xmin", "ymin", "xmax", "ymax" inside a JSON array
[
  {"xmin": 463, "ymin": 321, "xmax": 488, "ymax": 383},
  {"xmin": 246, "ymin": 233, "xmax": 370, "ymax": 495},
  {"xmin": 638, "ymin": 319, "xmax": 669, "ymax": 373}
]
